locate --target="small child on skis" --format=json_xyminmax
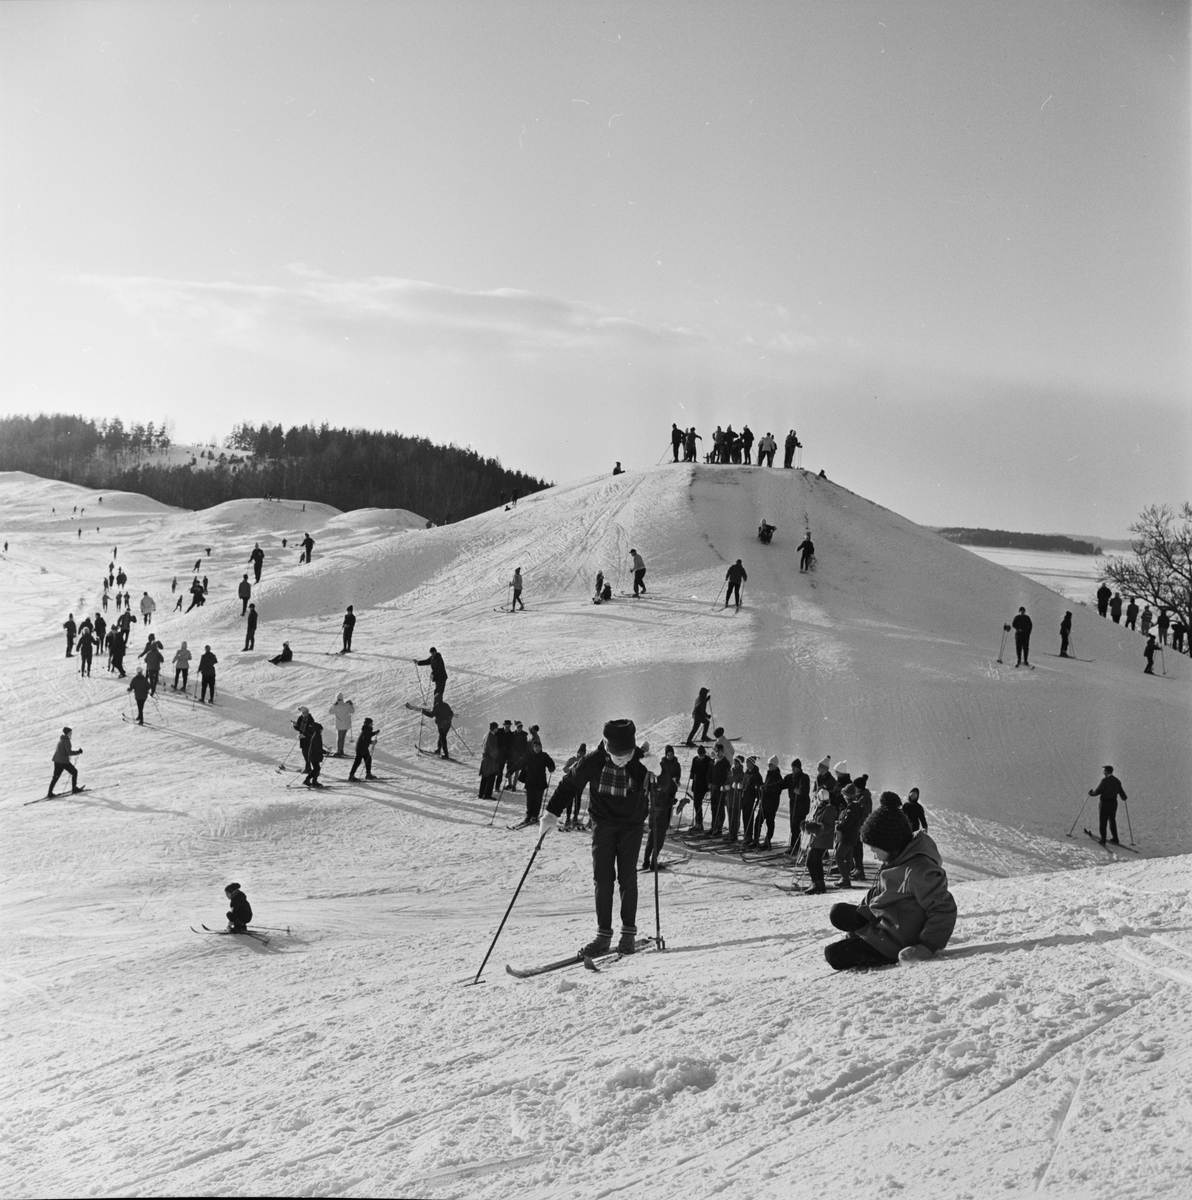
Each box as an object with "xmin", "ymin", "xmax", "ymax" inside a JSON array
[{"xmin": 225, "ymin": 883, "xmax": 253, "ymax": 933}]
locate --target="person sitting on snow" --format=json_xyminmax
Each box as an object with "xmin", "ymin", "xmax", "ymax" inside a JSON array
[{"xmin": 822, "ymin": 806, "xmax": 956, "ymax": 970}]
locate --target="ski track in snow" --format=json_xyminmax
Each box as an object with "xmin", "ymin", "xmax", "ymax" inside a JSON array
[{"xmin": 1, "ymin": 467, "xmax": 1190, "ymax": 1199}]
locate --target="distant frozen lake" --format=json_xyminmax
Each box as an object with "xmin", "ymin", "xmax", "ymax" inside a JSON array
[{"xmin": 963, "ymin": 546, "xmax": 1110, "ymax": 605}]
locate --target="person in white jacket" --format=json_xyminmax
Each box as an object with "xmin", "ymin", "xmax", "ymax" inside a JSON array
[
  {"xmin": 172, "ymin": 641, "xmax": 192, "ymax": 691},
  {"xmin": 139, "ymin": 591, "xmax": 156, "ymax": 626},
  {"xmin": 329, "ymin": 692, "xmax": 355, "ymax": 757}
]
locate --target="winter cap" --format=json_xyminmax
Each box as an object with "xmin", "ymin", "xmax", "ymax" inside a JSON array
[
  {"xmin": 861, "ymin": 807, "xmax": 914, "ymax": 857},
  {"xmin": 602, "ymin": 719, "xmax": 637, "ymax": 756},
  {"xmin": 879, "ymin": 791, "xmax": 903, "ymax": 810},
  {"xmin": 224, "ymin": 882, "xmax": 240, "ymax": 895},
  {"xmin": 429, "ymin": 646, "xmax": 437, "ymax": 653},
  {"xmin": 817, "ymin": 755, "xmax": 831, "ymax": 772},
  {"xmin": 489, "ymin": 721, "xmax": 498, "ymax": 730},
  {"xmin": 530, "ymin": 725, "xmax": 539, "ymax": 733},
  {"xmin": 834, "ymin": 760, "xmax": 849, "ymax": 776},
  {"xmin": 792, "ymin": 758, "xmax": 802, "ymax": 769},
  {"xmin": 856, "ymin": 774, "xmax": 869, "ymax": 788},
  {"xmin": 841, "ymin": 783, "xmax": 858, "ymax": 800},
  {"xmin": 714, "ymin": 727, "xmax": 724, "ymax": 737},
  {"xmin": 767, "ymin": 755, "xmax": 779, "ymax": 768},
  {"xmin": 62, "ymin": 726, "xmax": 72, "ymax": 734},
  {"xmin": 362, "ymin": 717, "xmax": 373, "ymax": 725}
]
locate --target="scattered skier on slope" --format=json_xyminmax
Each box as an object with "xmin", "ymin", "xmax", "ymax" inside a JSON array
[
  {"xmin": 128, "ymin": 668, "xmax": 151, "ymax": 725},
  {"xmin": 77, "ymin": 624, "xmax": 95, "ymax": 677},
  {"xmin": 341, "ymin": 605, "xmax": 356, "ymax": 653},
  {"xmin": 630, "ymin": 549, "xmax": 647, "ymax": 596},
  {"xmin": 47, "ymin": 727, "xmax": 84, "ymax": 797},
  {"xmin": 414, "ymin": 647, "xmax": 448, "ymax": 703},
  {"xmin": 539, "ymin": 718, "xmax": 653, "ymax": 957},
  {"xmin": 347, "ymin": 718, "xmax": 379, "ymax": 782},
  {"xmin": 300, "ymin": 532, "xmax": 315, "ymax": 564},
  {"xmin": 197, "ymin": 645, "xmax": 218, "ymax": 704},
  {"xmin": 685, "ymin": 687, "xmax": 712, "ymax": 746},
  {"xmin": 172, "ymin": 641, "xmax": 192, "ymax": 691},
  {"xmin": 139, "ymin": 591, "xmax": 156, "ymax": 626},
  {"xmin": 224, "ymin": 882, "xmax": 253, "ymax": 933},
  {"xmin": 304, "ymin": 723, "xmax": 326, "ymax": 787},
  {"xmin": 796, "ymin": 533, "xmax": 815, "ymax": 573},
  {"xmin": 1143, "ymin": 635, "xmax": 1158, "ymax": 675},
  {"xmin": 724, "ymin": 559, "xmax": 747, "ymax": 608},
  {"xmin": 329, "ymin": 693, "xmax": 355, "ymax": 756},
  {"xmin": 249, "ymin": 542, "xmax": 265, "ymax": 583},
  {"xmin": 1011, "ymin": 606, "xmax": 1033, "ymax": 668},
  {"xmin": 418, "ymin": 697, "xmax": 455, "ymax": 759},
  {"xmin": 238, "ymin": 575, "xmax": 252, "ymax": 615},
  {"xmin": 244, "ymin": 603, "xmax": 258, "ymax": 651},
  {"xmin": 822, "ymin": 806, "xmax": 957, "ymax": 969},
  {"xmin": 1088, "ymin": 766, "xmax": 1127, "ymax": 846},
  {"xmin": 63, "ymin": 613, "xmax": 77, "ymax": 658},
  {"xmin": 1059, "ymin": 611, "xmax": 1073, "ymax": 658}
]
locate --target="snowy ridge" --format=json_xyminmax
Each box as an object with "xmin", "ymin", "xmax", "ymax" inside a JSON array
[{"xmin": 2, "ymin": 465, "xmax": 1190, "ymax": 1198}]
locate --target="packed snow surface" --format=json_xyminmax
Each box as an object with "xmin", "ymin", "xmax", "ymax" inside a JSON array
[{"xmin": 1, "ymin": 465, "xmax": 1189, "ymax": 1199}]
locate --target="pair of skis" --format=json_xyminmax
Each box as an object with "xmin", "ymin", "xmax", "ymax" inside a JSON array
[
  {"xmin": 191, "ymin": 924, "xmax": 271, "ymax": 944},
  {"xmin": 1083, "ymin": 829, "xmax": 1140, "ymax": 854},
  {"xmin": 506, "ymin": 937, "xmax": 655, "ymax": 979}
]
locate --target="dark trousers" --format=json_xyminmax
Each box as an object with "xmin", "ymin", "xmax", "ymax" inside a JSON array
[
  {"xmin": 134, "ymin": 697, "xmax": 146, "ymax": 724},
  {"xmin": 253, "ymin": 565, "xmax": 262, "ymax": 583},
  {"xmin": 241, "ymin": 597, "xmax": 249, "ymax": 615},
  {"xmin": 853, "ymin": 838, "xmax": 866, "ymax": 878},
  {"xmin": 1014, "ymin": 632, "xmax": 1030, "ymax": 664},
  {"xmin": 725, "ymin": 786, "xmax": 742, "ymax": 840},
  {"xmin": 200, "ymin": 674, "xmax": 215, "ymax": 702},
  {"xmin": 685, "ymin": 717, "xmax": 710, "ymax": 744},
  {"xmin": 80, "ymin": 651, "xmax": 92, "ymax": 677},
  {"xmin": 342, "ymin": 629, "xmax": 353, "ymax": 651},
  {"xmin": 479, "ymin": 771, "xmax": 497, "ymax": 798},
  {"xmin": 725, "ymin": 581, "xmax": 741, "ymax": 607},
  {"xmin": 1060, "ymin": 631, "xmax": 1070, "ymax": 656},
  {"xmin": 738, "ymin": 796, "xmax": 755, "ymax": 841},
  {"xmin": 335, "ymin": 729, "xmax": 347, "ymax": 755},
  {"xmin": 591, "ymin": 821, "xmax": 645, "ymax": 936},
  {"xmin": 511, "ymin": 589, "xmax": 524, "ymax": 611},
  {"xmin": 174, "ymin": 668, "xmax": 188, "ymax": 689},
  {"xmin": 524, "ymin": 787, "xmax": 544, "ymax": 822},
  {"xmin": 799, "ymin": 551, "xmax": 812, "ymax": 571},
  {"xmin": 756, "ymin": 798, "xmax": 779, "ymax": 846},
  {"xmin": 709, "ymin": 786, "xmax": 725, "ymax": 833},
  {"xmin": 349, "ymin": 749, "xmax": 372, "ymax": 779},
  {"xmin": 642, "ymin": 800, "xmax": 674, "ymax": 867},
  {"xmin": 633, "ymin": 568, "xmax": 647, "ymax": 595},
  {"xmin": 672, "ymin": 442, "xmax": 681, "ymax": 461},
  {"xmin": 689, "ymin": 782, "xmax": 707, "ymax": 828},
  {"xmin": 833, "ymin": 842, "xmax": 855, "ymax": 884},
  {"xmin": 244, "ymin": 629, "xmax": 255, "ymax": 651},
  {"xmin": 1099, "ymin": 799, "xmax": 1119, "ymax": 843},
  {"xmin": 305, "ymin": 758, "xmax": 322, "ymax": 785},
  {"xmin": 806, "ymin": 847, "xmax": 827, "ymax": 891},
  {"xmin": 66, "ymin": 635, "xmax": 74, "ymax": 657},
  {"xmin": 435, "ymin": 727, "xmax": 449, "ymax": 756},
  {"xmin": 784, "ymin": 448, "xmax": 794, "ymax": 468},
  {"xmin": 824, "ymin": 904, "xmax": 894, "ymax": 970},
  {"xmin": 49, "ymin": 762, "xmax": 78, "ymax": 793}
]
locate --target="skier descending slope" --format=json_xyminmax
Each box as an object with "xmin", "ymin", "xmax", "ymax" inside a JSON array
[
  {"xmin": 823, "ymin": 806, "xmax": 957, "ymax": 969},
  {"xmin": 224, "ymin": 882, "xmax": 253, "ymax": 933},
  {"xmin": 539, "ymin": 719, "xmax": 652, "ymax": 957},
  {"xmin": 47, "ymin": 727, "xmax": 84, "ymax": 797},
  {"xmin": 797, "ymin": 533, "xmax": 815, "ymax": 573},
  {"xmin": 724, "ymin": 560, "xmax": 747, "ymax": 608}
]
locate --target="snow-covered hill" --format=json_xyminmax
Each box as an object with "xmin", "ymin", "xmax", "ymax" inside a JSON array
[{"xmin": 2, "ymin": 465, "xmax": 1189, "ymax": 1199}]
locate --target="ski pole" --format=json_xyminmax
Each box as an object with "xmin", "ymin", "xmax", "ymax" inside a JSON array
[
  {"xmin": 1122, "ymin": 799, "xmax": 1135, "ymax": 845},
  {"xmin": 412, "ymin": 664, "xmax": 427, "ymax": 750},
  {"xmin": 150, "ymin": 692, "xmax": 168, "ymax": 728},
  {"xmin": 468, "ymin": 826, "xmax": 549, "ymax": 986},
  {"xmin": 710, "ymin": 584, "xmax": 726, "ymax": 610},
  {"xmin": 1066, "ymin": 795, "xmax": 1089, "ymax": 837},
  {"xmin": 997, "ymin": 625, "xmax": 1009, "ymax": 663},
  {"xmin": 651, "ymin": 782, "xmax": 666, "ymax": 950},
  {"xmin": 451, "ymin": 726, "xmax": 473, "ymax": 756},
  {"xmin": 277, "ymin": 741, "xmax": 297, "ymax": 773}
]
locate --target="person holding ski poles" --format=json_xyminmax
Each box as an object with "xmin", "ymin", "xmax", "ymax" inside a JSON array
[
  {"xmin": 508, "ymin": 567, "xmax": 525, "ymax": 612},
  {"xmin": 685, "ymin": 687, "xmax": 712, "ymax": 745},
  {"xmin": 725, "ymin": 560, "xmax": 747, "ymax": 608}
]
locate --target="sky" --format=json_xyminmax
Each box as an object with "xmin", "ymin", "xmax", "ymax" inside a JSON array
[{"xmin": 1, "ymin": 0, "xmax": 1189, "ymax": 536}]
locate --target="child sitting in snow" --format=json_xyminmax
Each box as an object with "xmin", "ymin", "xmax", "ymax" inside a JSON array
[{"xmin": 823, "ymin": 806, "xmax": 956, "ymax": 970}]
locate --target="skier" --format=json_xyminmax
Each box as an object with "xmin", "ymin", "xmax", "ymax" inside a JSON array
[
  {"xmin": 508, "ymin": 567, "xmax": 525, "ymax": 612},
  {"xmin": 784, "ymin": 758, "xmax": 811, "ymax": 855},
  {"xmin": 685, "ymin": 687, "xmax": 712, "ymax": 746},
  {"xmin": 562, "ymin": 742, "xmax": 588, "ymax": 829},
  {"xmin": 753, "ymin": 756, "xmax": 785, "ymax": 850},
  {"xmin": 270, "ymin": 641, "xmax": 293, "ymax": 665},
  {"xmin": 304, "ymin": 723, "xmax": 326, "ymax": 787},
  {"xmin": 737, "ymin": 756, "xmax": 762, "ymax": 845},
  {"xmin": 244, "ymin": 603, "xmax": 258, "ymax": 651},
  {"xmin": 171, "ymin": 576, "xmax": 177, "ymax": 594},
  {"xmin": 172, "ymin": 641, "xmax": 192, "ymax": 691},
  {"xmin": 193, "ymin": 558, "xmax": 202, "ymax": 574},
  {"xmin": 684, "ymin": 427, "xmax": 701, "ymax": 461},
  {"xmin": 108, "ymin": 627, "xmax": 127, "ymax": 678},
  {"xmin": 1087, "ymin": 766, "xmax": 1127, "ymax": 845},
  {"xmin": 139, "ymin": 637, "xmax": 164, "ymax": 694},
  {"xmin": 724, "ymin": 559, "xmax": 747, "ymax": 608},
  {"xmin": 741, "ymin": 425, "xmax": 755, "ymax": 464},
  {"xmin": 783, "ymin": 430, "xmax": 798, "ymax": 469},
  {"xmin": 77, "ymin": 625, "xmax": 95, "ymax": 677},
  {"xmin": 197, "ymin": 645, "xmax": 218, "ymax": 704},
  {"xmin": 758, "ymin": 432, "xmax": 777, "ymax": 467},
  {"xmin": 686, "ymin": 745, "xmax": 711, "ymax": 831},
  {"xmin": 801, "ymin": 786, "xmax": 839, "ymax": 894},
  {"xmin": 238, "ymin": 575, "xmax": 252, "ymax": 615},
  {"xmin": 128, "ymin": 669, "xmax": 151, "ymax": 725},
  {"xmin": 341, "ymin": 605, "xmax": 355, "ymax": 652},
  {"xmin": 1011, "ymin": 607, "xmax": 1033, "ymax": 667},
  {"xmin": 414, "ymin": 647, "xmax": 448, "ymax": 703},
  {"xmin": 249, "ymin": 542, "xmax": 264, "ymax": 583},
  {"xmin": 1110, "ymin": 593, "xmax": 1123, "ymax": 623},
  {"xmin": 479, "ymin": 723, "xmax": 502, "ymax": 798},
  {"xmin": 1096, "ymin": 582, "xmax": 1111, "ymax": 617},
  {"xmin": 831, "ymin": 785, "xmax": 865, "ymax": 888},
  {"xmin": 410, "ymin": 698, "xmax": 454, "ymax": 758},
  {"xmin": 329, "ymin": 692, "xmax": 355, "ymax": 757},
  {"xmin": 823, "ymin": 806, "xmax": 957, "ymax": 969},
  {"xmin": 224, "ymin": 882, "xmax": 253, "ymax": 933},
  {"xmin": 116, "ymin": 567, "xmax": 127, "ymax": 589},
  {"xmin": 1059, "ymin": 611, "xmax": 1072, "ymax": 658},
  {"xmin": 185, "ymin": 578, "xmax": 205, "ymax": 612},
  {"xmin": 904, "ymin": 787, "xmax": 928, "ymax": 831},
  {"xmin": 707, "ymin": 743, "xmax": 732, "ymax": 836},
  {"xmin": 47, "ymin": 727, "xmax": 83, "ymax": 797},
  {"xmin": 670, "ymin": 423, "xmax": 683, "ymax": 462},
  {"xmin": 629, "ymin": 549, "xmax": 647, "ymax": 596},
  {"xmin": 494, "ymin": 720, "xmax": 513, "ymax": 792},
  {"xmin": 1157, "ymin": 608, "xmax": 1170, "ymax": 645},
  {"xmin": 293, "ymin": 707, "xmax": 315, "ymax": 771},
  {"xmin": 516, "ymin": 741, "xmax": 556, "ymax": 825},
  {"xmin": 347, "ymin": 718, "xmax": 379, "ymax": 781},
  {"xmin": 539, "ymin": 718, "xmax": 652, "ymax": 957},
  {"xmin": 796, "ymin": 533, "xmax": 815, "ymax": 573},
  {"xmin": 758, "ymin": 520, "xmax": 776, "ymax": 544},
  {"xmin": 1143, "ymin": 634, "xmax": 1158, "ymax": 675},
  {"xmin": 139, "ymin": 591, "xmax": 156, "ymax": 626},
  {"xmin": 300, "ymin": 532, "xmax": 315, "ymax": 563},
  {"xmin": 63, "ymin": 613, "xmax": 77, "ymax": 657},
  {"xmin": 640, "ymin": 747, "xmax": 681, "ymax": 867}
]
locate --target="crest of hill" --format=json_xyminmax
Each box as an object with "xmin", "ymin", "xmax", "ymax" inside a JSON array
[{"xmin": 0, "ymin": 470, "xmax": 178, "ymax": 529}]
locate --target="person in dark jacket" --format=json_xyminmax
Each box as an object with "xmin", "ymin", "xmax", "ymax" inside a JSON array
[
  {"xmin": 832, "ymin": 786, "xmax": 865, "ymax": 888},
  {"xmin": 77, "ymin": 626, "xmax": 95, "ymax": 677},
  {"xmin": 824, "ymin": 807, "xmax": 957, "ymax": 969},
  {"xmin": 801, "ymin": 787, "xmax": 839, "ymax": 894},
  {"xmin": 670, "ymin": 423, "xmax": 683, "ymax": 462},
  {"xmin": 542, "ymin": 719, "xmax": 652, "ymax": 957},
  {"xmin": 63, "ymin": 614, "xmax": 78, "ymax": 657},
  {"xmin": 686, "ymin": 745, "xmax": 711, "ymax": 831},
  {"xmin": 304, "ymin": 722, "xmax": 326, "ymax": 786},
  {"xmin": 238, "ymin": 575, "xmax": 252, "ymax": 615},
  {"xmin": 504, "ymin": 721, "xmax": 529, "ymax": 789},
  {"xmin": 785, "ymin": 758, "xmax": 811, "ymax": 855},
  {"xmin": 642, "ymin": 746, "xmax": 681, "ymax": 868},
  {"xmin": 243, "ymin": 603, "xmax": 258, "ymax": 651},
  {"xmin": 797, "ymin": 534, "xmax": 815, "ymax": 572},
  {"xmin": 1125, "ymin": 598, "xmax": 1139, "ymax": 630},
  {"xmin": 249, "ymin": 543, "xmax": 265, "ymax": 582},
  {"xmin": 348, "ymin": 718, "xmax": 378, "ymax": 782},
  {"xmin": 300, "ymin": 532, "xmax": 315, "ymax": 563},
  {"xmin": 224, "ymin": 882, "xmax": 253, "ymax": 933},
  {"xmin": 724, "ymin": 560, "xmax": 747, "ymax": 609},
  {"xmin": 1143, "ymin": 635, "xmax": 1158, "ymax": 675},
  {"xmin": 494, "ymin": 720, "xmax": 513, "ymax": 793},
  {"xmin": 341, "ymin": 605, "xmax": 356, "ymax": 652},
  {"xmin": 410, "ymin": 699, "xmax": 454, "ymax": 758},
  {"xmin": 415, "ymin": 647, "xmax": 448, "ymax": 702},
  {"xmin": 198, "ymin": 646, "xmax": 218, "ymax": 703},
  {"xmin": 1109, "ymin": 593, "xmax": 1123, "ymax": 623},
  {"xmin": 270, "ymin": 641, "xmax": 292, "ymax": 665},
  {"xmin": 707, "ymin": 743, "xmax": 731, "ymax": 836},
  {"xmin": 1059, "ymin": 611, "xmax": 1072, "ymax": 657},
  {"xmin": 903, "ymin": 787, "xmax": 928, "ymax": 831},
  {"xmin": 850, "ymin": 773, "xmax": 874, "ymax": 881},
  {"xmin": 479, "ymin": 722, "xmax": 501, "ymax": 798},
  {"xmin": 738, "ymin": 756, "xmax": 763, "ymax": 845},
  {"xmin": 128, "ymin": 668, "xmax": 151, "ymax": 724},
  {"xmin": 1011, "ymin": 607, "xmax": 1033, "ymax": 667},
  {"xmin": 48, "ymin": 726, "xmax": 83, "ymax": 797},
  {"xmin": 753, "ymin": 756, "xmax": 786, "ymax": 849},
  {"xmin": 518, "ymin": 743, "xmax": 556, "ymax": 824},
  {"xmin": 1096, "ymin": 582, "xmax": 1111, "ymax": 617},
  {"xmin": 1089, "ymin": 766, "xmax": 1127, "ymax": 845},
  {"xmin": 1156, "ymin": 608, "xmax": 1170, "ymax": 645},
  {"xmin": 108, "ymin": 627, "xmax": 127, "ymax": 678},
  {"xmin": 685, "ymin": 687, "xmax": 712, "ymax": 745}
]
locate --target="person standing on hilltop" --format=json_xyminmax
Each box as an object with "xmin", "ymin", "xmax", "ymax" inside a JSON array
[
  {"xmin": 1125, "ymin": 598, "xmax": 1139, "ymax": 630},
  {"xmin": 249, "ymin": 542, "xmax": 265, "ymax": 583},
  {"xmin": 630, "ymin": 549, "xmax": 647, "ymax": 596},
  {"xmin": 1156, "ymin": 608, "xmax": 1170, "ymax": 645},
  {"xmin": 1088, "ymin": 765, "xmax": 1127, "ymax": 845},
  {"xmin": 685, "ymin": 427, "xmax": 701, "ymax": 461},
  {"xmin": 1096, "ymin": 582, "xmax": 1111, "ymax": 617},
  {"xmin": 539, "ymin": 718, "xmax": 653, "ymax": 957},
  {"xmin": 1059, "ymin": 611, "xmax": 1073, "ymax": 658},
  {"xmin": 796, "ymin": 533, "xmax": 815, "ymax": 573},
  {"xmin": 300, "ymin": 532, "xmax": 315, "ymax": 564},
  {"xmin": 1140, "ymin": 606, "xmax": 1153, "ymax": 637},
  {"xmin": 670, "ymin": 424, "xmax": 683, "ymax": 462},
  {"xmin": 1011, "ymin": 606, "xmax": 1033, "ymax": 668},
  {"xmin": 725, "ymin": 559, "xmax": 747, "ymax": 608},
  {"xmin": 741, "ymin": 425, "xmax": 755, "ymax": 464},
  {"xmin": 415, "ymin": 646, "xmax": 448, "ymax": 702},
  {"xmin": 1109, "ymin": 592, "xmax": 1123, "ymax": 623}
]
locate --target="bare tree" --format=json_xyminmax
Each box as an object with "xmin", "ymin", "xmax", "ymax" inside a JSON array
[{"xmin": 1100, "ymin": 503, "xmax": 1192, "ymax": 648}]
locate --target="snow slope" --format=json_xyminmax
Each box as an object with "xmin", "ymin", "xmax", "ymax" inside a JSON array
[{"xmin": 2, "ymin": 464, "xmax": 1190, "ymax": 1199}]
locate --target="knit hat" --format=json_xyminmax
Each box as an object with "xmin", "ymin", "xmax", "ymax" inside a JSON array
[
  {"xmin": 841, "ymin": 783, "xmax": 858, "ymax": 800},
  {"xmin": 767, "ymin": 755, "xmax": 779, "ymax": 768},
  {"xmin": 603, "ymin": 719, "xmax": 636, "ymax": 755},
  {"xmin": 224, "ymin": 882, "xmax": 240, "ymax": 895},
  {"xmin": 879, "ymin": 791, "xmax": 902, "ymax": 810},
  {"xmin": 817, "ymin": 755, "xmax": 831, "ymax": 772},
  {"xmin": 861, "ymin": 807, "xmax": 914, "ymax": 856},
  {"xmin": 834, "ymin": 760, "xmax": 849, "ymax": 775}
]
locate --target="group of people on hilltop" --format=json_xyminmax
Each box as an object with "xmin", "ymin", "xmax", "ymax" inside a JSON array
[
  {"xmin": 668, "ymin": 424, "xmax": 803, "ymax": 467},
  {"xmin": 1095, "ymin": 583, "xmax": 1187, "ymax": 657}
]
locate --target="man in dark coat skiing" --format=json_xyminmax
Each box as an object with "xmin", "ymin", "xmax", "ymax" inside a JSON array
[
  {"xmin": 685, "ymin": 745, "xmax": 711, "ymax": 831},
  {"xmin": 685, "ymin": 687, "xmax": 711, "ymax": 746},
  {"xmin": 1011, "ymin": 607, "xmax": 1033, "ymax": 667},
  {"xmin": 1088, "ymin": 766, "xmax": 1127, "ymax": 845},
  {"xmin": 784, "ymin": 758, "xmax": 811, "ymax": 855},
  {"xmin": 198, "ymin": 645, "xmax": 218, "ymax": 703},
  {"xmin": 1059, "ymin": 611, "xmax": 1073, "ymax": 658},
  {"xmin": 341, "ymin": 605, "xmax": 356, "ymax": 652},
  {"xmin": 541, "ymin": 719, "xmax": 652, "ymax": 957},
  {"xmin": 47, "ymin": 727, "xmax": 84, "ymax": 797},
  {"xmin": 244, "ymin": 603, "xmax": 258, "ymax": 651},
  {"xmin": 415, "ymin": 647, "xmax": 448, "ymax": 702},
  {"xmin": 725, "ymin": 560, "xmax": 747, "ymax": 608},
  {"xmin": 348, "ymin": 718, "xmax": 379, "ymax": 782},
  {"xmin": 409, "ymin": 699, "xmax": 454, "ymax": 758},
  {"xmin": 225, "ymin": 882, "xmax": 253, "ymax": 932}
]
